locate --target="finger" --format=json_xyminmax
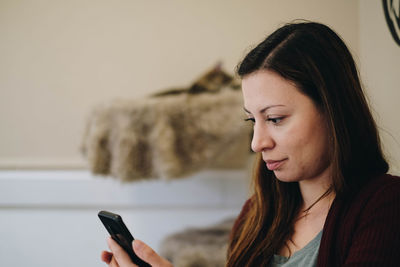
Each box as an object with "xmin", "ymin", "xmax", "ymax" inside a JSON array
[
  {"xmin": 133, "ymin": 239, "xmax": 173, "ymax": 267},
  {"xmin": 107, "ymin": 237, "xmax": 135, "ymax": 267},
  {"xmin": 101, "ymin": 250, "xmax": 113, "ymax": 264}
]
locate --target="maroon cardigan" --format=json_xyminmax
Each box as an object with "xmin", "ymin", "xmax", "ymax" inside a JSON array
[{"xmin": 232, "ymin": 174, "xmax": 400, "ymax": 266}]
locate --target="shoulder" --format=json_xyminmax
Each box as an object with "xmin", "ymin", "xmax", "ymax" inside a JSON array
[
  {"xmin": 368, "ymin": 173, "xmax": 400, "ymax": 188},
  {"xmin": 339, "ymin": 173, "xmax": 400, "ymax": 216},
  {"xmin": 320, "ymin": 174, "xmax": 400, "ymax": 265},
  {"xmin": 331, "ymin": 173, "xmax": 400, "ymax": 232},
  {"xmin": 357, "ymin": 173, "xmax": 400, "ymax": 204},
  {"xmin": 325, "ymin": 173, "xmax": 400, "ymax": 232}
]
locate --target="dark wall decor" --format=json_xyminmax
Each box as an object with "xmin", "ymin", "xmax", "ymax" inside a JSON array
[{"xmin": 382, "ymin": 0, "xmax": 400, "ymax": 46}]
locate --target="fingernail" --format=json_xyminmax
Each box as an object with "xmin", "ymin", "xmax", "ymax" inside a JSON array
[{"xmin": 133, "ymin": 240, "xmax": 143, "ymax": 252}]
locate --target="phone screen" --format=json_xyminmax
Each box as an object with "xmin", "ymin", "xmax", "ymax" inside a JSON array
[{"xmin": 98, "ymin": 210, "xmax": 151, "ymax": 267}]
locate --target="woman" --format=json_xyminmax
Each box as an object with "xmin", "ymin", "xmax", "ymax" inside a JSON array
[
  {"xmin": 227, "ymin": 21, "xmax": 400, "ymax": 266},
  {"xmin": 101, "ymin": 21, "xmax": 400, "ymax": 267}
]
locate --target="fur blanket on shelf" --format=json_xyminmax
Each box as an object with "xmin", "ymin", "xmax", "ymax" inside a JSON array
[
  {"xmin": 81, "ymin": 66, "xmax": 252, "ymax": 181},
  {"xmin": 159, "ymin": 218, "xmax": 235, "ymax": 267}
]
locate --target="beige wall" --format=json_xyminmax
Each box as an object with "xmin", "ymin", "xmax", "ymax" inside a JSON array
[
  {"xmin": 0, "ymin": 0, "xmax": 359, "ymax": 169},
  {"xmin": 359, "ymin": 1, "xmax": 400, "ymax": 174}
]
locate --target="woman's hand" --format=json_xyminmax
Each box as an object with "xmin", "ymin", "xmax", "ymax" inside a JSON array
[{"xmin": 101, "ymin": 237, "xmax": 173, "ymax": 267}]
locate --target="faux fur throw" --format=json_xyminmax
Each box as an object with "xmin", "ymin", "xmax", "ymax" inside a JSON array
[
  {"xmin": 81, "ymin": 66, "xmax": 252, "ymax": 181},
  {"xmin": 159, "ymin": 218, "xmax": 235, "ymax": 267}
]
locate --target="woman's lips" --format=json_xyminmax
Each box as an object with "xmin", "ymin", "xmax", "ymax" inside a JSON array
[{"xmin": 265, "ymin": 159, "xmax": 287, "ymax": 171}]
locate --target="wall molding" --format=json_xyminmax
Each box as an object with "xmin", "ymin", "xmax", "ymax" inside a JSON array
[
  {"xmin": 0, "ymin": 158, "xmax": 87, "ymax": 170},
  {"xmin": 0, "ymin": 170, "xmax": 250, "ymax": 209}
]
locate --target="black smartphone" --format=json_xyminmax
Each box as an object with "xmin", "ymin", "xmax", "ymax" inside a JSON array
[{"xmin": 98, "ymin": 210, "xmax": 151, "ymax": 267}]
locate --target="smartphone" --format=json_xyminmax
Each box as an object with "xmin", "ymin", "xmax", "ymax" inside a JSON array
[{"xmin": 98, "ymin": 210, "xmax": 151, "ymax": 267}]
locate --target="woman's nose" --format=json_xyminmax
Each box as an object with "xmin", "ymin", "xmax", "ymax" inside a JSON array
[{"xmin": 251, "ymin": 124, "xmax": 275, "ymax": 152}]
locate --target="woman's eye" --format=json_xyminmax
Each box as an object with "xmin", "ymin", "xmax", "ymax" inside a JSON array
[
  {"xmin": 244, "ymin": 118, "xmax": 255, "ymax": 123},
  {"xmin": 267, "ymin": 117, "xmax": 283, "ymax": 124}
]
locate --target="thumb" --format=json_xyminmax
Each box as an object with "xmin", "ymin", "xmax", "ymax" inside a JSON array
[{"xmin": 133, "ymin": 240, "xmax": 173, "ymax": 267}]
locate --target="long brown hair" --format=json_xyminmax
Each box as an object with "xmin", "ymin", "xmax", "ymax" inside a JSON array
[{"xmin": 226, "ymin": 21, "xmax": 388, "ymax": 266}]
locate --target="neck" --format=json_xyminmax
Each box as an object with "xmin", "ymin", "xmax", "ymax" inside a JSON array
[{"xmin": 298, "ymin": 169, "xmax": 335, "ymax": 211}]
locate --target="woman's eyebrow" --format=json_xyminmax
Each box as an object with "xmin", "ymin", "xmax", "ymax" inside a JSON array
[{"xmin": 243, "ymin": 105, "xmax": 286, "ymax": 114}]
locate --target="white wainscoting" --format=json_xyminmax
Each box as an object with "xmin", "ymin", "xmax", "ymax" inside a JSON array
[{"xmin": 0, "ymin": 170, "xmax": 250, "ymax": 267}]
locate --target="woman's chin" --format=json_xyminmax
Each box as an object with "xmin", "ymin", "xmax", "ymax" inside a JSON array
[{"xmin": 274, "ymin": 172, "xmax": 297, "ymax": 183}]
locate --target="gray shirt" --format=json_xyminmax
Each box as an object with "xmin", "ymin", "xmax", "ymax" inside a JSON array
[{"xmin": 270, "ymin": 230, "xmax": 322, "ymax": 267}]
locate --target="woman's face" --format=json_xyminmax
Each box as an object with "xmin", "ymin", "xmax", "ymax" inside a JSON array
[{"xmin": 242, "ymin": 70, "xmax": 332, "ymax": 183}]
